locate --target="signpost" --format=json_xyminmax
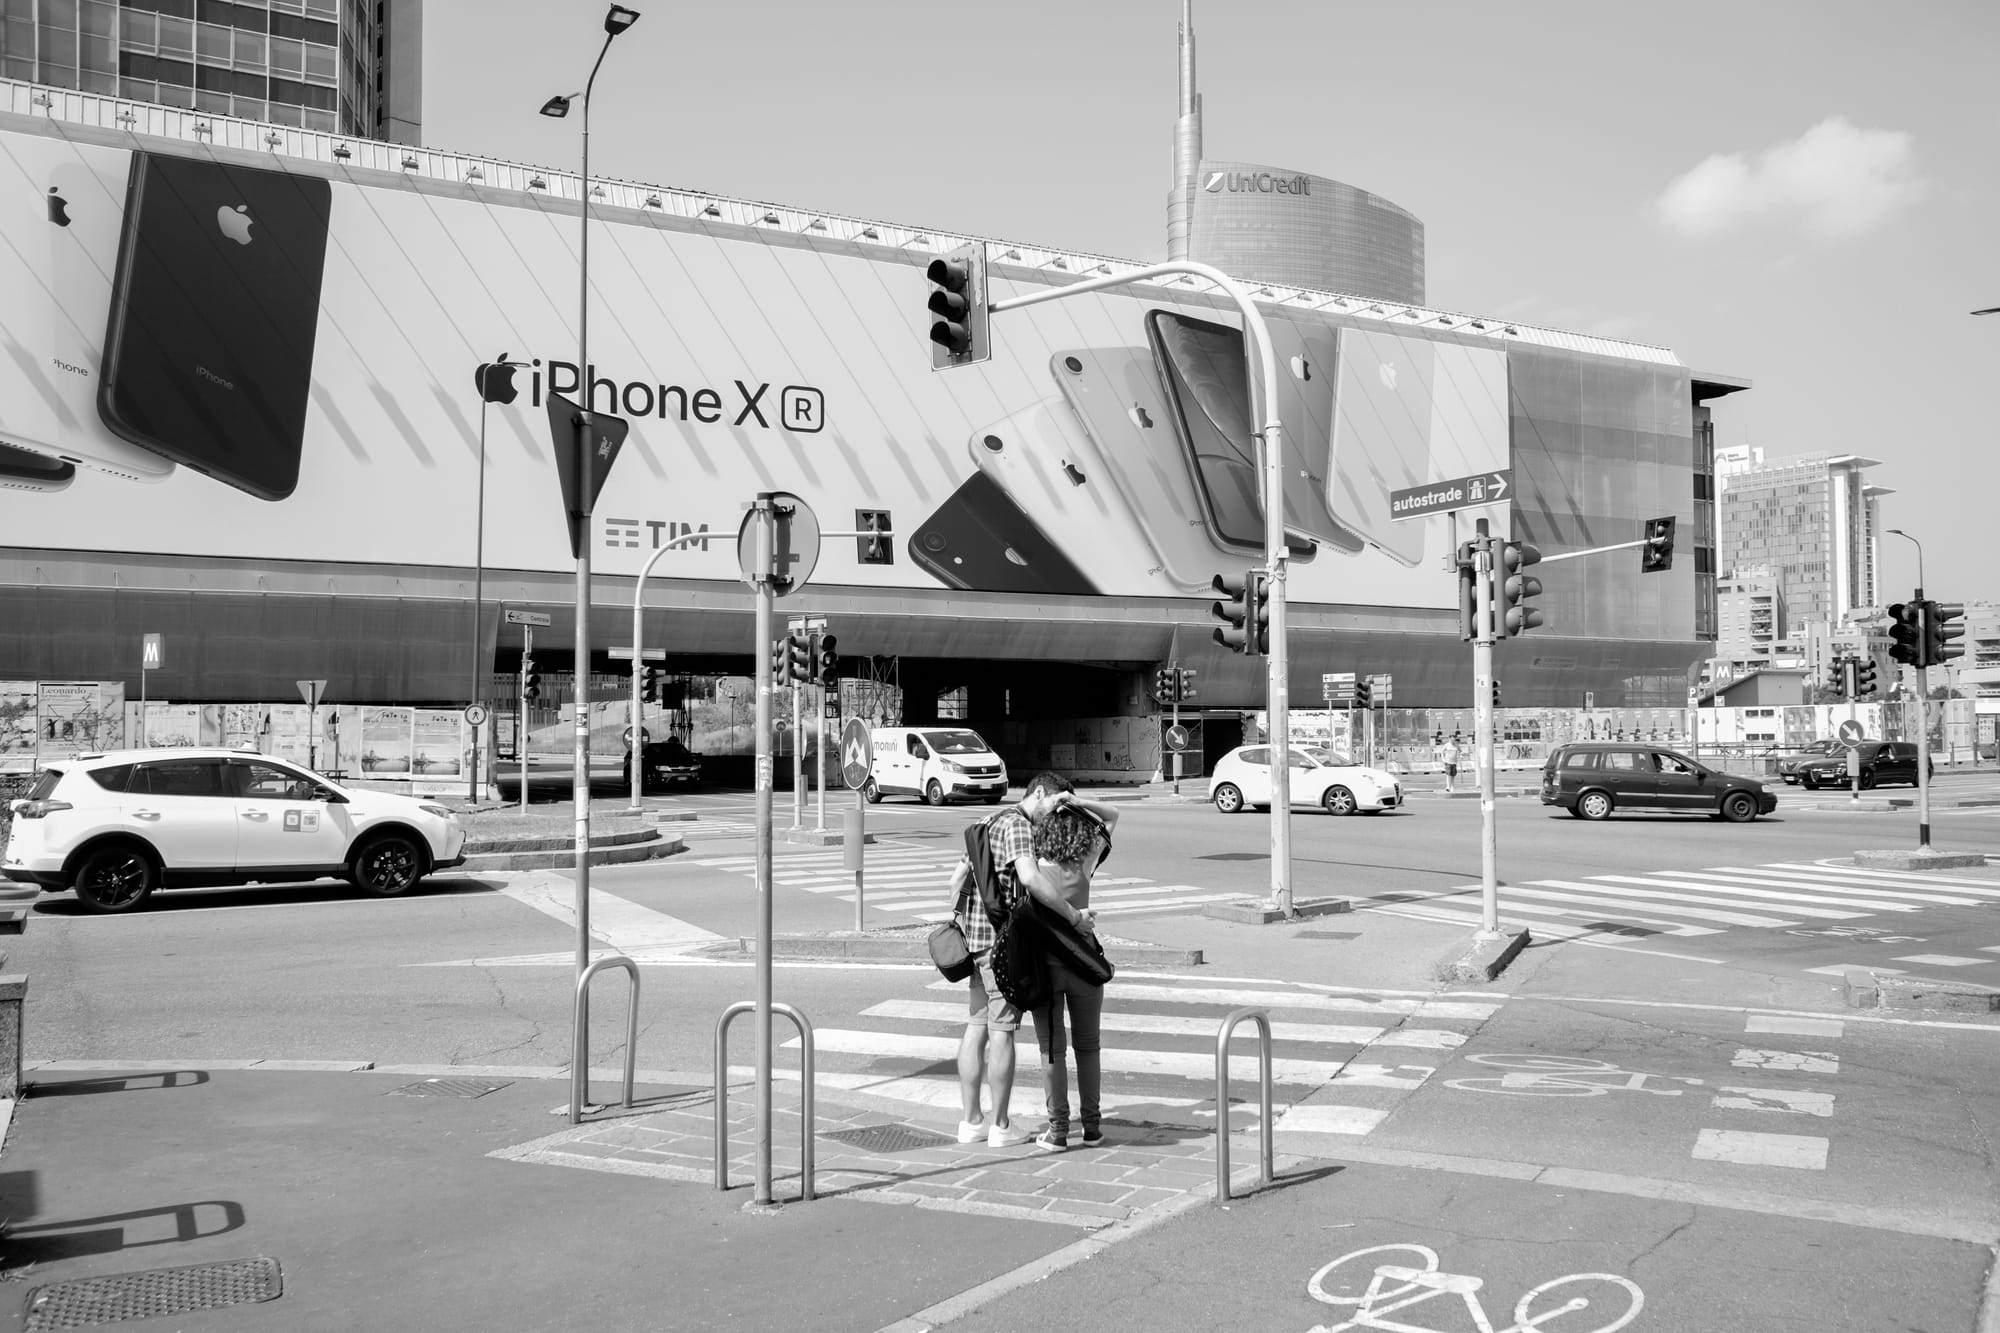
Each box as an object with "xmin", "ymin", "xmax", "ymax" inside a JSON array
[
  {"xmin": 506, "ymin": 611, "xmax": 549, "ymax": 812},
  {"xmin": 1389, "ymin": 470, "xmax": 1512, "ymax": 521},
  {"xmin": 841, "ymin": 717, "xmax": 871, "ymax": 929},
  {"xmin": 297, "ymin": 678, "xmax": 327, "ymax": 770},
  {"xmin": 139, "ymin": 633, "xmax": 163, "ymax": 747}
]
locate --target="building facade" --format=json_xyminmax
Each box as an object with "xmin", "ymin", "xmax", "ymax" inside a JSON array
[
  {"xmin": 1717, "ymin": 450, "xmax": 1888, "ymax": 630},
  {"xmin": 0, "ymin": 0, "xmax": 415, "ymax": 140}
]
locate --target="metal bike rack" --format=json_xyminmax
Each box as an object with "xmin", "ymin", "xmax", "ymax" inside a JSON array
[
  {"xmin": 713, "ymin": 1000, "xmax": 816, "ymax": 1202},
  {"xmin": 1214, "ymin": 1006, "xmax": 1274, "ymax": 1203},
  {"xmin": 569, "ymin": 955, "xmax": 639, "ymax": 1125}
]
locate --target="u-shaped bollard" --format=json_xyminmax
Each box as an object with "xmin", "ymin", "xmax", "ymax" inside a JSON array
[
  {"xmin": 1215, "ymin": 1006, "xmax": 1274, "ymax": 1203},
  {"xmin": 571, "ymin": 955, "xmax": 640, "ymax": 1124},
  {"xmin": 714, "ymin": 1000, "xmax": 816, "ymax": 1202}
]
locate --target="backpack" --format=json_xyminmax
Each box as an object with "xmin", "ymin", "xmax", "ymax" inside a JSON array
[{"xmin": 964, "ymin": 814, "xmax": 1048, "ymax": 1010}]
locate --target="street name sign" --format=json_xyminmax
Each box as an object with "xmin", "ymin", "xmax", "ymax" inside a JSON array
[
  {"xmin": 608, "ymin": 647, "xmax": 668, "ymax": 661},
  {"xmin": 505, "ymin": 610, "xmax": 552, "ymax": 627},
  {"xmin": 1389, "ymin": 470, "xmax": 1511, "ymax": 521}
]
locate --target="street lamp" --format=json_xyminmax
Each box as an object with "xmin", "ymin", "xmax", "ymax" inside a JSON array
[
  {"xmin": 470, "ymin": 354, "xmax": 529, "ymax": 803},
  {"xmin": 1886, "ymin": 527, "xmax": 1924, "ymax": 595},
  {"xmin": 543, "ymin": 0, "xmax": 639, "ymax": 1097}
]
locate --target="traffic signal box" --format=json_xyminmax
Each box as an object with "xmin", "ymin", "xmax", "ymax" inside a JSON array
[
  {"xmin": 1888, "ymin": 603, "xmax": 1923, "ymax": 666},
  {"xmin": 1496, "ymin": 541, "xmax": 1543, "ymax": 638},
  {"xmin": 1854, "ymin": 659, "xmax": 1877, "ymax": 697},
  {"xmin": 855, "ymin": 509, "xmax": 894, "ymax": 565},
  {"xmin": 1154, "ymin": 668, "xmax": 1177, "ymax": 702},
  {"xmin": 1641, "ymin": 516, "xmax": 1676, "ymax": 573},
  {"xmin": 1826, "ymin": 659, "xmax": 1848, "ymax": 695},
  {"xmin": 785, "ymin": 633, "xmax": 812, "ymax": 684},
  {"xmin": 1926, "ymin": 601, "xmax": 1966, "ymax": 668},
  {"xmin": 1455, "ymin": 541, "xmax": 1479, "ymax": 642},
  {"xmin": 817, "ymin": 634, "xmax": 840, "ymax": 689},
  {"xmin": 1353, "ymin": 679, "xmax": 1372, "ymax": 710},
  {"xmin": 1210, "ymin": 569, "xmax": 1269, "ymax": 656},
  {"xmin": 1176, "ymin": 668, "xmax": 1198, "ymax": 703},
  {"xmin": 925, "ymin": 243, "xmax": 990, "ymax": 370},
  {"xmin": 523, "ymin": 660, "xmax": 542, "ymax": 703},
  {"xmin": 641, "ymin": 667, "xmax": 664, "ymax": 704}
]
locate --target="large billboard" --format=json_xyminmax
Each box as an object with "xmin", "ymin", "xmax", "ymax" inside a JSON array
[{"xmin": 0, "ymin": 119, "xmax": 1685, "ymax": 631}]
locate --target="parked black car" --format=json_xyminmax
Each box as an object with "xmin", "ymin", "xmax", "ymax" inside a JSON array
[
  {"xmin": 1541, "ymin": 743, "xmax": 1778, "ymax": 822},
  {"xmin": 1796, "ymin": 741, "xmax": 1929, "ymax": 790},
  {"xmin": 1775, "ymin": 738, "xmax": 1842, "ymax": 785}
]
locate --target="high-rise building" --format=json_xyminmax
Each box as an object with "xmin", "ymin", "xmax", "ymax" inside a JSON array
[
  {"xmin": 1165, "ymin": 1, "xmax": 1424, "ymax": 304},
  {"xmin": 1717, "ymin": 451, "xmax": 1889, "ymax": 630},
  {"xmin": 0, "ymin": 0, "xmax": 418, "ymax": 141}
]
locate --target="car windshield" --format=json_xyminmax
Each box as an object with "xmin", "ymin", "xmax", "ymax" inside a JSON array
[
  {"xmin": 1297, "ymin": 747, "xmax": 1354, "ymax": 767},
  {"xmin": 922, "ymin": 730, "xmax": 990, "ymax": 756}
]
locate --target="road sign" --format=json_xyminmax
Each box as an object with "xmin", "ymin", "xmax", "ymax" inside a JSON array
[
  {"xmin": 545, "ymin": 391, "xmax": 630, "ymax": 559},
  {"xmin": 1838, "ymin": 719, "xmax": 1865, "ymax": 746},
  {"xmin": 297, "ymin": 678, "xmax": 327, "ymax": 708},
  {"xmin": 1322, "ymin": 673, "xmax": 1356, "ymax": 686},
  {"xmin": 737, "ymin": 491, "xmax": 820, "ymax": 596},
  {"xmin": 141, "ymin": 633, "xmax": 164, "ymax": 670},
  {"xmin": 464, "ymin": 703, "xmax": 489, "ymax": 726},
  {"xmin": 607, "ymin": 647, "xmax": 667, "ymax": 661},
  {"xmin": 505, "ymin": 610, "xmax": 552, "ymax": 627},
  {"xmin": 1164, "ymin": 724, "xmax": 1190, "ymax": 753},
  {"xmin": 841, "ymin": 719, "xmax": 872, "ymax": 789},
  {"xmin": 1389, "ymin": 470, "xmax": 1512, "ymax": 521},
  {"xmin": 1367, "ymin": 672, "xmax": 1394, "ymax": 703}
]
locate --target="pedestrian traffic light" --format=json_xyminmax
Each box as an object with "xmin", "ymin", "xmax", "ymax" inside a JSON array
[
  {"xmin": 1496, "ymin": 541, "xmax": 1544, "ymax": 638},
  {"xmin": 1641, "ymin": 516, "xmax": 1676, "ymax": 573},
  {"xmin": 785, "ymin": 632, "xmax": 812, "ymax": 683},
  {"xmin": 1854, "ymin": 659, "xmax": 1877, "ymax": 697},
  {"xmin": 1354, "ymin": 679, "xmax": 1372, "ymax": 709},
  {"xmin": 1888, "ymin": 602, "xmax": 1923, "ymax": 666},
  {"xmin": 1177, "ymin": 668, "xmax": 1198, "ymax": 702},
  {"xmin": 1925, "ymin": 601, "xmax": 1966, "ymax": 668},
  {"xmin": 817, "ymin": 634, "xmax": 840, "ymax": 689},
  {"xmin": 855, "ymin": 509, "xmax": 894, "ymax": 565},
  {"xmin": 925, "ymin": 243, "xmax": 990, "ymax": 370},
  {"xmin": 1455, "ymin": 540, "xmax": 1479, "ymax": 641},
  {"xmin": 1210, "ymin": 569, "xmax": 1268, "ymax": 656}
]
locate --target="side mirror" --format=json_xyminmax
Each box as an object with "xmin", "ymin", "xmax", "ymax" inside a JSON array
[{"xmin": 322, "ymin": 788, "xmax": 349, "ymax": 804}]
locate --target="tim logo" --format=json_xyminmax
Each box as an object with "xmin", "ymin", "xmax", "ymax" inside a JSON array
[{"xmin": 602, "ymin": 519, "xmax": 712, "ymax": 552}]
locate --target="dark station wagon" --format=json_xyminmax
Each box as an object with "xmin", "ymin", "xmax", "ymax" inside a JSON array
[{"xmin": 1541, "ymin": 743, "xmax": 1778, "ymax": 823}]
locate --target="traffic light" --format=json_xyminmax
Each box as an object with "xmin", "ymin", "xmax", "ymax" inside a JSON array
[
  {"xmin": 1925, "ymin": 601, "xmax": 1966, "ymax": 668},
  {"xmin": 1641, "ymin": 516, "xmax": 1676, "ymax": 573},
  {"xmin": 1210, "ymin": 569, "xmax": 1268, "ymax": 656},
  {"xmin": 1888, "ymin": 602, "xmax": 1923, "ymax": 666},
  {"xmin": 925, "ymin": 243, "xmax": 990, "ymax": 370},
  {"xmin": 855, "ymin": 509, "xmax": 894, "ymax": 565},
  {"xmin": 1353, "ymin": 679, "xmax": 1372, "ymax": 710},
  {"xmin": 817, "ymin": 634, "xmax": 840, "ymax": 689},
  {"xmin": 770, "ymin": 636, "xmax": 788, "ymax": 683},
  {"xmin": 1854, "ymin": 659, "xmax": 1878, "ymax": 697},
  {"xmin": 1826, "ymin": 659, "xmax": 1846, "ymax": 694},
  {"xmin": 1455, "ymin": 541, "xmax": 1479, "ymax": 641},
  {"xmin": 1177, "ymin": 668, "xmax": 1198, "ymax": 702},
  {"xmin": 523, "ymin": 667, "xmax": 542, "ymax": 703},
  {"xmin": 1154, "ymin": 667, "xmax": 1176, "ymax": 701},
  {"xmin": 641, "ymin": 667, "xmax": 663, "ymax": 704},
  {"xmin": 1496, "ymin": 541, "xmax": 1544, "ymax": 638},
  {"xmin": 1491, "ymin": 680, "xmax": 1502, "ymax": 708},
  {"xmin": 785, "ymin": 632, "xmax": 812, "ymax": 684}
]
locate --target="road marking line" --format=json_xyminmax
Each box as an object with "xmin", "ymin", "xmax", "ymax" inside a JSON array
[
  {"xmin": 922, "ymin": 978, "xmax": 1497, "ymax": 1020},
  {"xmin": 1586, "ymin": 875, "xmax": 1890, "ymax": 917},
  {"xmin": 1691, "ymin": 1127, "xmax": 1828, "ymax": 1169},
  {"xmin": 1515, "ymin": 882, "xmax": 1799, "ymax": 927},
  {"xmin": 1382, "ymin": 896, "xmax": 1725, "ymax": 939},
  {"xmin": 1274, "ymin": 1104, "xmax": 1389, "ymax": 1135},
  {"xmin": 1746, "ymin": 1015, "xmax": 1844, "ymax": 1038},
  {"xmin": 1803, "ymin": 964, "xmax": 1907, "ymax": 977},
  {"xmin": 859, "ymin": 999, "xmax": 1467, "ymax": 1049},
  {"xmin": 1731, "ymin": 1048, "xmax": 1838, "ymax": 1074},
  {"xmin": 1712, "ymin": 1087, "xmax": 1834, "ymax": 1116},
  {"xmin": 1778, "ymin": 862, "xmax": 2000, "ymax": 890},
  {"xmin": 496, "ymin": 877, "xmax": 724, "ymax": 952},
  {"xmin": 1890, "ymin": 954, "xmax": 1992, "ymax": 967},
  {"xmin": 1703, "ymin": 867, "xmax": 1985, "ymax": 905}
]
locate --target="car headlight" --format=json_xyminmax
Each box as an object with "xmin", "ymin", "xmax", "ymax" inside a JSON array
[
  {"xmin": 939, "ymin": 759, "xmax": 965, "ymax": 775},
  {"xmin": 417, "ymin": 803, "xmax": 454, "ymax": 819}
]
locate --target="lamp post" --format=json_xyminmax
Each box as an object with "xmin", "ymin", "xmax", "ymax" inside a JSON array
[
  {"xmin": 470, "ymin": 355, "xmax": 529, "ymax": 803},
  {"xmin": 541, "ymin": 0, "xmax": 640, "ymax": 1021}
]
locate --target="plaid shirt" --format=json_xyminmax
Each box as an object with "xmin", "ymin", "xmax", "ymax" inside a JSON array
[{"xmin": 953, "ymin": 805, "xmax": 1035, "ymax": 954}]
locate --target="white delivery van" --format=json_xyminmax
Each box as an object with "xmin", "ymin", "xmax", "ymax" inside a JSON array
[{"xmin": 866, "ymin": 727, "xmax": 1009, "ymax": 806}]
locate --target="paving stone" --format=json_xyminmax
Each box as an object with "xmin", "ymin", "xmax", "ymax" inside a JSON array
[
  {"xmin": 964, "ymin": 1186, "xmax": 1056, "ymax": 1209},
  {"xmin": 1046, "ymin": 1180, "xmax": 1136, "ymax": 1205},
  {"xmin": 1040, "ymin": 1160, "xmax": 1142, "ymax": 1184},
  {"xmin": 1127, "ymin": 1162, "xmax": 1214, "ymax": 1185},
  {"xmin": 1113, "ymin": 1186, "xmax": 1188, "ymax": 1211},
  {"xmin": 1041, "ymin": 1197, "xmax": 1134, "ymax": 1221},
  {"xmin": 889, "ymin": 1181, "xmax": 975, "ymax": 1202}
]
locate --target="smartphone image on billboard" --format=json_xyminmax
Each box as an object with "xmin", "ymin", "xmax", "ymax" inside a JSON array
[
  {"xmin": 1262, "ymin": 317, "xmax": 1364, "ymax": 555},
  {"xmin": 0, "ymin": 440, "xmax": 74, "ymax": 493},
  {"xmin": 1327, "ymin": 327, "xmax": 1434, "ymax": 567},
  {"xmin": 908, "ymin": 470, "xmax": 1100, "ymax": 597},
  {"xmin": 100, "ymin": 153, "xmax": 332, "ymax": 501},
  {"xmin": 1144, "ymin": 311, "xmax": 1318, "ymax": 560}
]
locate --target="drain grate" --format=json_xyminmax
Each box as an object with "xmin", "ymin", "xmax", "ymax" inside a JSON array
[
  {"xmin": 821, "ymin": 1123, "xmax": 956, "ymax": 1154},
  {"xmin": 24, "ymin": 1255, "xmax": 282, "ymax": 1329},
  {"xmin": 387, "ymin": 1077, "xmax": 513, "ymax": 1099}
]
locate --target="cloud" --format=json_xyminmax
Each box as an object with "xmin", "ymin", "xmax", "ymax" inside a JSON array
[{"xmin": 1656, "ymin": 117, "xmax": 1926, "ymax": 241}]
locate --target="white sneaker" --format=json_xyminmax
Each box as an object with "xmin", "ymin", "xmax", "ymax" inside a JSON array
[
  {"xmin": 987, "ymin": 1121, "xmax": 1033, "ymax": 1148},
  {"xmin": 956, "ymin": 1117, "xmax": 986, "ymax": 1144}
]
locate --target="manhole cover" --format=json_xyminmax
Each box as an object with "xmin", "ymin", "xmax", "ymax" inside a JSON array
[
  {"xmin": 821, "ymin": 1123, "xmax": 956, "ymax": 1154},
  {"xmin": 387, "ymin": 1078, "xmax": 513, "ymax": 1099},
  {"xmin": 1294, "ymin": 930, "xmax": 1359, "ymax": 940},
  {"xmin": 24, "ymin": 1255, "xmax": 281, "ymax": 1329}
]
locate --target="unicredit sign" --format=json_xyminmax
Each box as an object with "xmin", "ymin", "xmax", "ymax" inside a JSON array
[{"xmin": 1203, "ymin": 170, "xmax": 1312, "ymax": 196}]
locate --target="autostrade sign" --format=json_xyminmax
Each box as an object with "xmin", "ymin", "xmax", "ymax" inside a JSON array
[{"xmin": 0, "ymin": 117, "xmax": 1540, "ymax": 612}]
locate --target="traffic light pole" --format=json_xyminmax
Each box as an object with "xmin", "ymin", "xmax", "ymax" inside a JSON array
[
  {"xmin": 520, "ymin": 626, "xmax": 533, "ymax": 814},
  {"xmin": 750, "ymin": 497, "xmax": 778, "ymax": 1205},
  {"xmin": 1473, "ymin": 520, "xmax": 1500, "ymax": 937},
  {"xmin": 1914, "ymin": 590, "xmax": 1932, "ymax": 849},
  {"xmin": 628, "ymin": 530, "xmax": 715, "ymax": 811}
]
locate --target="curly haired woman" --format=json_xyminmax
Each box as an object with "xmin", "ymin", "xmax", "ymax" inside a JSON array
[{"xmin": 1021, "ymin": 793, "xmax": 1119, "ymax": 1151}]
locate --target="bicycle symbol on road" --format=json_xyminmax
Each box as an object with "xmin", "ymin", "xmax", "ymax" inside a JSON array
[
  {"xmin": 1307, "ymin": 1243, "xmax": 1643, "ymax": 1332},
  {"xmin": 1445, "ymin": 1053, "xmax": 1702, "ymax": 1098}
]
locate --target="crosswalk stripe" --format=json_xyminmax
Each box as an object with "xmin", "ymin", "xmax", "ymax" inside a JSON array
[
  {"xmin": 1515, "ymin": 881, "xmax": 1801, "ymax": 927},
  {"xmin": 1696, "ymin": 868, "xmax": 1983, "ymax": 906},
  {"xmin": 1021, "ymin": 980, "xmax": 1498, "ymax": 1021},
  {"xmin": 1397, "ymin": 896, "xmax": 1726, "ymax": 938},
  {"xmin": 1767, "ymin": 862, "xmax": 2000, "ymax": 891},
  {"xmin": 861, "ymin": 999, "xmax": 1467, "ymax": 1049},
  {"xmin": 1592, "ymin": 874, "xmax": 1917, "ymax": 914},
  {"xmin": 1097, "ymin": 892, "xmax": 1257, "ymax": 914}
]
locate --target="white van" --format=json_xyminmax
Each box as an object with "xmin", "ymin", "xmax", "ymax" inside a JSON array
[{"xmin": 866, "ymin": 727, "xmax": 1009, "ymax": 806}]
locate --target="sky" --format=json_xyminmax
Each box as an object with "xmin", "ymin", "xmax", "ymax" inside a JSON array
[{"xmin": 421, "ymin": 0, "xmax": 2000, "ymax": 610}]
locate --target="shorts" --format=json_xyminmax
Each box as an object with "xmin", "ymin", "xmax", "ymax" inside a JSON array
[
  {"xmin": 1444, "ymin": 763, "xmax": 1459, "ymax": 778},
  {"xmin": 964, "ymin": 949, "xmax": 1021, "ymax": 1033}
]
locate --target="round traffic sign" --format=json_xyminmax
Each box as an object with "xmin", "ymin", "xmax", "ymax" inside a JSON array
[
  {"xmin": 735, "ymin": 491, "xmax": 820, "ymax": 597},
  {"xmin": 841, "ymin": 718, "xmax": 873, "ymax": 789},
  {"xmin": 464, "ymin": 703, "xmax": 489, "ymax": 726},
  {"xmin": 1837, "ymin": 719, "xmax": 1865, "ymax": 746},
  {"xmin": 1164, "ymin": 724, "xmax": 1189, "ymax": 753}
]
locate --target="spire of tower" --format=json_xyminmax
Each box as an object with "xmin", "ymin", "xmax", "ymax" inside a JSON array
[{"xmin": 1168, "ymin": 0, "xmax": 1202, "ymax": 260}]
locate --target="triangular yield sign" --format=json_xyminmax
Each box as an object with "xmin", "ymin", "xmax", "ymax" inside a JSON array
[{"xmin": 546, "ymin": 391, "xmax": 632, "ymax": 557}]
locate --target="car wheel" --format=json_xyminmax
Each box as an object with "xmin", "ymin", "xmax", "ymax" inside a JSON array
[
  {"xmin": 1322, "ymin": 785, "xmax": 1358, "ymax": 816},
  {"xmin": 73, "ymin": 844, "xmax": 157, "ymax": 913},
  {"xmin": 1212, "ymin": 783, "xmax": 1245, "ymax": 814},
  {"xmin": 925, "ymin": 780, "xmax": 947, "ymax": 807},
  {"xmin": 1566, "ymin": 806, "xmax": 1588, "ymax": 819},
  {"xmin": 1859, "ymin": 771, "xmax": 1877, "ymax": 791},
  {"xmin": 1720, "ymin": 791, "xmax": 1758, "ymax": 823},
  {"xmin": 351, "ymin": 832, "xmax": 424, "ymax": 897},
  {"xmin": 1800, "ymin": 774, "xmax": 1819, "ymax": 791},
  {"xmin": 1577, "ymin": 790, "xmax": 1613, "ymax": 821},
  {"xmin": 862, "ymin": 778, "xmax": 882, "ymax": 805}
]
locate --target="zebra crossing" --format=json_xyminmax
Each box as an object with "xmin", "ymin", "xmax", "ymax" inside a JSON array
[
  {"xmin": 764, "ymin": 974, "xmax": 1499, "ymax": 1138},
  {"xmin": 693, "ymin": 844, "xmax": 1259, "ymax": 920},
  {"xmin": 1368, "ymin": 860, "xmax": 2000, "ymax": 948}
]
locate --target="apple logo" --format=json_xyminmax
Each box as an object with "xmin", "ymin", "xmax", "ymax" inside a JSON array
[
  {"xmin": 1061, "ymin": 459, "xmax": 1086, "ymax": 486},
  {"xmin": 475, "ymin": 354, "xmax": 520, "ymax": 405},
  {"xmin": 1379, "ymin": 361, "xmax": 1399, "ymax": 390},
  {"xmin": 1289, "ymin": 354, "xmax": 1311, "ymax": 382},
  {"xmin": 216, "ymin": 204, "xmax": 254, "ymax": 245},
  {"xmin": 46, "ymin": 188, "xmax": 70, "ymax": 227},
  {"xmin": 1126, "ymin": 403, "xmax": 1153, "ymax": 429}
]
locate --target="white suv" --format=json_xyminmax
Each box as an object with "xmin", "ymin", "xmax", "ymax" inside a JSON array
[{"xmin": 2, "ymin": 748, "xmax": 467, "ymax": 913}]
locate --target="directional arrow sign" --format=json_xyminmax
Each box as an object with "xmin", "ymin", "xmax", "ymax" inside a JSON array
[
  {"xmin": 1390, "ymin": 470, "xmax": 1512, "ymax": 521},
  {"xmin": 546, "ymin": 391, "xmax": 630, "ymax": 558},
  {"xmin": 841, "ymin": 718, "xmax": 873, "ymax": 789}
]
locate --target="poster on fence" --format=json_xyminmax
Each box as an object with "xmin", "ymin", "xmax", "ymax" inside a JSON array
[
  {"xmin": 411, "ymin": 710, "xmax": 464, "ymax": 779},
  {"xmin": 0, "ymin": 683, "xmax": 37, "ymax": 772},
  {"xmin": 36, "ymin": 682, "xmax": 124, "ymax": 763},
  {"xmin": 360, "ymin": 708, "xmax": 413, "ymax": 775}
]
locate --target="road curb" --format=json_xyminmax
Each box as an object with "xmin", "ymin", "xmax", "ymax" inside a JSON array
[
  {"xmin": 1843, "ymin": 968, "xmax": 2000, "ymax": 1014},
  {"xmin": 1852, "ymin": 849, "xmax": 1990, "ymax": 871},
  {"xmin": 459, "ymin": 831, "xmax": 686, "ymax": 872},
  {"xmin": 462, "ymin": 826, "xmax": 661, "ymax": 855},
  {"xmin": 1202, "ymin": 896, "xmax": 1351, "ymax": 925},
  {"xmin": 1440, "ymin": 927, "xmax": 1532, "ymax": 983}
]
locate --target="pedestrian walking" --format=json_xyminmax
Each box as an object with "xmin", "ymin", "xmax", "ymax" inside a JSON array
[
  {"xmin": 1021, "ymin": 793, "xmax": 1120, "ymax": 1151},
  {"xmin": 951, "ymin": 772, "xmax": 1074, "ymax": 1148},
  {"xmin": 1442, "ymin": 732, "xmax": 1463, "ymax": 793}
]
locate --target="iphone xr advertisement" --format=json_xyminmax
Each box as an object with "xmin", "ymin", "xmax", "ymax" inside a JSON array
[{"xmin": 0, "ymin": 117, "xmax": 1675, "ymax": 622}]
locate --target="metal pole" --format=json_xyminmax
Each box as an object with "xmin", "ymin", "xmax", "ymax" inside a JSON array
[
  {"xmin": 471, "ymin": 384, "xmax": 488, "ymax": 804},
  {"xmin": 815, "ymin": 672, "xmax": 827, "ymax": 832},
  {"xmin": 852, "ymin": 787, "xmax": 865, "ymax": 932},
  {"xmin": 1848, "ymin": 668, "xmax": 1860, "ymax": 803},
  {"xmin": 1915, "ymin": 593, "xmax": 1933, "ymax": 849},
  {"xmin": 520, "ymin": 626, "xmax": 531, "ymax": 812},
  {"xmin": 1474, "ymin": 520, "xmax": 1499, "ymax": 936},
  {"xmin": 751, "ymin": 497, "xmax": 776, "ymax": 1205},
  {"xmin": 791, "ymin": 679, "xmax": 803, "ymax": 830}
]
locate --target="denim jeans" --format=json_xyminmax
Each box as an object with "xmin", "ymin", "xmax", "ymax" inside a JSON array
[{"xmin": 1030, "ymin": 954, "xmax": 1104, "ymax": 1134}]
